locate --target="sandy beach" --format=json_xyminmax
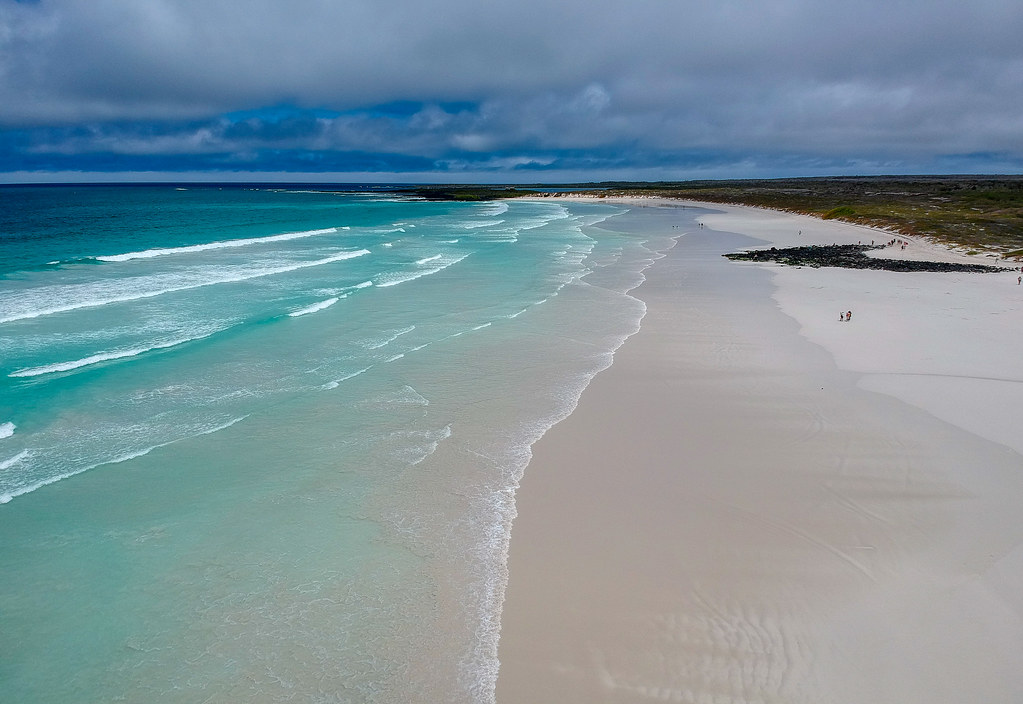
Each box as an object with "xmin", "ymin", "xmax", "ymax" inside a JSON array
[{"xmin": 496, "ymin": 200, "xmax": 1023, "ymax": 703}]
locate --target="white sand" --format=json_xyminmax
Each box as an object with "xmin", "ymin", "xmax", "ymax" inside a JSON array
[
  {"xmin": 497, "ymin": 198, "xmax": 1023, "ymax": 703},
  {"xmin": 697, "ymin": 203, "xmax": 1023, "ymax": 455}
]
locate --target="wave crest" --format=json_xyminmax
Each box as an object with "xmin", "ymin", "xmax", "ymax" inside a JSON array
[
  {"xmin": 95, "ymin": 228, "xmax": 340, "ymax": 262},
  {"xmin": 9, "ymin": 329, "xmax": 221, "ymax": 378},
  {"xmin": 0, "ymin": 249, "xmax": 371, "ymax": 324}
]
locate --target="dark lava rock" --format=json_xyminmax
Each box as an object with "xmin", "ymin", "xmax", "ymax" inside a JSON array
[{"xmin": 724, "ymin": 244, "xmax": 1009, "ymax": 273}]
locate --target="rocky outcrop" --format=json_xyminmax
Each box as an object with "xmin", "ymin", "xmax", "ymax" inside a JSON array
[{"xmin": 725, "ymin": 244, "xmax": 1009, "ymax": 272}]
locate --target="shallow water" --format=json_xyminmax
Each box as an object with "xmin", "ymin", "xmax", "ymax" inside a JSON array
[{"xmin": 0, "ymin": 186, "xmax": 692, "ymax": 702}]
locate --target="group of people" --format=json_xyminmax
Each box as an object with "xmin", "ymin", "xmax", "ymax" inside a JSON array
[{"xmin": 840, "ymin": 310, "xmax": 852, "ymax": 322}]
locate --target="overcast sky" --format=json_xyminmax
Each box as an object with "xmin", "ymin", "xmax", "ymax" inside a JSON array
[{"xmin": 2, "ymin": 0, "xmax": 1022, "ymax": 183}]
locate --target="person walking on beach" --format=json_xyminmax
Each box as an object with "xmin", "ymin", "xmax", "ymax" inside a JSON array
[{"xmin": 846, "ymin": 310, "xmax": 852, "ymax": 322}]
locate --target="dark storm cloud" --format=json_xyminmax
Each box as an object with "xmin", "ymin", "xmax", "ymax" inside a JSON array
[{"xmin": 1, "ymin": 0, "xmax": 1022, "ymax": 178}]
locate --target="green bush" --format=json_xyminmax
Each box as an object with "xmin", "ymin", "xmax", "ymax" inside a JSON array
[{"xmin": 823, "ymin": 206, "xmax": 857, "ymax": 219}]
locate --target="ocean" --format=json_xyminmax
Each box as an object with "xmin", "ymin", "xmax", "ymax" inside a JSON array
[{"xmin": 0, "ymin": 185, "xmax": 682, "ymax": 702}]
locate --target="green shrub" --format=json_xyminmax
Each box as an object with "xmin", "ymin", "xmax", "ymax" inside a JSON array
[{"xmin": 823, "ymin": 206, "xmax": 857, "ymax": 219}]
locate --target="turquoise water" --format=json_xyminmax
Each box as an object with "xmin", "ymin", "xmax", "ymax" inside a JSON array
[{"xmin": 0, "ymin": 186, "xmax": 682, "ymax": 702}]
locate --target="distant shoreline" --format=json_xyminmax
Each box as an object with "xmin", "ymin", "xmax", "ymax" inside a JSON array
[
  {"xmin": 524, "ymin": 176, "xmax": 1023, "ymax": 258},
  {"xmin": 4, "ymin": 177, "xmax": 1021, "ymax": 258}
]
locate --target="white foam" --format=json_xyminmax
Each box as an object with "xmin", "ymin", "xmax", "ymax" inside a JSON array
[
  {"xmin": 9, "ymin": 329, "xmax": 220, "ymax": 378},
  {"xmin": 198, "ymin": 415, "xmax": 249, "ymax": 435},
  {"xmin": 472, "ymin": 322, "xmax": 492, "ymax": 331},
  {"xmin": 0, "ymin": 249, "xmax": 371, "ymax": 324},
  {"xmin": 376, "ymin": 271, "xmax": 427, "ymax": 288},
  {"xmin": 415, "ymin": 254, "xmax": 443, "ymax": 266},
  {"xmin": 477, "ymin": 202, "xmax": 510, "ymax": 216},
  {"xmin": 321, "ymin": 367, "xmax": 371, "ymax": 390},
  {"xmin": 0, "ymin": 446, "xmax": 157, "ymax": 504},
  {"xmin": 408, "ymin": 424, "xmax": 453, "ymax": 466},
  {"xmin": 479, "ymin": 206, "xmax": 569, "ymax": 242},
  {"xmin": 0, "ymin": 416, "xmax": 247, "ymax": 504},
  {"xmin": 461, "ymin": 220, "xmax": 504, "ymax": 230},
  {"xmin": 394, "ymin": 385, "xmax": 429, "ymax": 405},
  {"xmin": 288, "ymin": 297, "xmax": 339, "ymax": 317},
  {"xmin": 0, "ymin": 422, "xmax": 14, "ymax": 440},
  {"xmin": 95, "ymin": 228, "xmax": 340, "ymax": 262},
  {"xmin": 375, "ymin": 253, "xmax": 470, "ymax": 288},
  {"xmin": 365, "ymin": 325, "xmax": 416, "ymax": 349},
  {"xmin": 0, "ymin": 449, "xmax": 30, "ymax": 471}
]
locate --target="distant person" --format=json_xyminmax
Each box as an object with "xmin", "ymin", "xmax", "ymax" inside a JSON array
[{"xmin": 846, "ymin": 311, "xmax": 852, "ymax": 322}]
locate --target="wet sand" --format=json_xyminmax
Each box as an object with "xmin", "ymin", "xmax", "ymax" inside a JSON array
[{"xmin": 496, "ymin": 201, "xmax": 1023, "ymax": 703}]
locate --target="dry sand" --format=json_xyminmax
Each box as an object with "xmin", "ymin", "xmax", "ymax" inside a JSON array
[{"xmin": 496, "ymin": 200, "xmax": 1023, "ymax": 703}]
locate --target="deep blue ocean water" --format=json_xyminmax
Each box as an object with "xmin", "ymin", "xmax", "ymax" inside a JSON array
[{"xmin": 0, "ymin": 185, "xmax": 684, "ymax": 702}]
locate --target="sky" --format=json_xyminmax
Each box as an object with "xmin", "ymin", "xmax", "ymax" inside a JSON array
[{"xmin": 1, "ymin": 0, "xmax": 1022, "ymax": 183}]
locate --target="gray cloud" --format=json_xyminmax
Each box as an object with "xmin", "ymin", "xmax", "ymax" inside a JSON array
[{"xmin": 2, "ymin": 0, "xmax": 1022, "ymax": 177}]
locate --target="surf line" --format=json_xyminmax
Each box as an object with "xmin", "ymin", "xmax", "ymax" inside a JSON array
[
  {"xmin": 95, "ymin": 227, "xmax": 346, "ymax": 262},
  {"xmin": 9, "ymin": 330, "xmax": 221, "ymax": 378},
  {"xmin": 0, "ymin": 249, "xmax": 371, "ymax": 324},
  {"xmin": 0, "ymin": 416, "xmax": 248, "ymax": 505}
]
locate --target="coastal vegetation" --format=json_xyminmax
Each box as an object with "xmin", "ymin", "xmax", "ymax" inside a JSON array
[{"xmin": 403, "ymin": 186, "xmax": 526, "ymax": 201}]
